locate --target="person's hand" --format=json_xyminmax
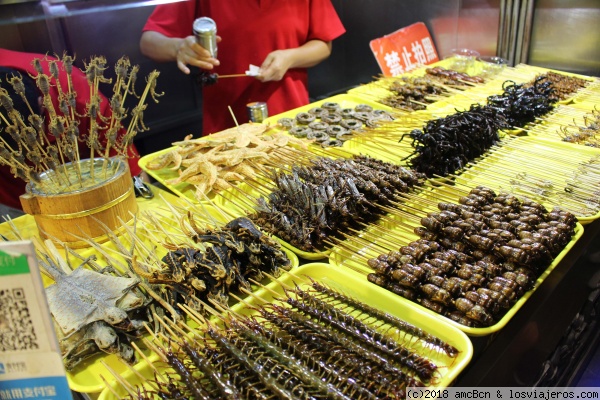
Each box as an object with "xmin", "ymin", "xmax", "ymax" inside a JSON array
[
  {"xmin": 257, "ymin": 49, "xmax": 293, "ymax": 82},
  {"xmin": 176, "ymin": 35, "xmax": 221, "ymax": 74}
]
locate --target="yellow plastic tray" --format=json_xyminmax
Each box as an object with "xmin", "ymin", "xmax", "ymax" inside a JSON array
[
  {"xmin": 66, "ymin": 244, "xmax": 297, "ymax": 394},
  {"xmin": 138, "ymin": 147, "xmax": 205, "ymax": 203},
  {"xmin": 454, "ymin": 136, "xmax": 600, "ymax": 224},
  {"xmin": 263, "ymin": 93, "xmax": 403, "ymax": 158},
  {"xmin": 525, "ymin": 104, "xmax": 599, "ymax": 146},
  {"xmin": 212, "ymin": 177, "xmax": 332, "ymax": 261},
  {"xmin": 9, "ymin": 192, "xmax": 299, "ymax": 394},
  {"xmin": 572, "ymin": 78, "xmax": 600, "ymax": 106},
  {"xmin": 137, "ymin": 126, "xmax": 295, "ymax": 204},
  {"xmin": 509, "ymin": 64, "xmax": 596, "ymax": 104},
  {"xmin": 97, "ymin": 262, "xmax": 473, "ymax": 399},
  {"xmin": 328, "ymin": 186, "xmax": 444, "ymax": 274},
  {"xmin": 347, "ymin": 58, "xmax": 491, "ymax": 113},
  {"xmin": 330, "ymin": 214, "xmax": 583, "ymax": 337}
]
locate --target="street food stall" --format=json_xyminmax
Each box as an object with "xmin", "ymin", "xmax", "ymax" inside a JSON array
[{"xmin": 0, "ymin": 1, "xmax": 599, "ymax": 398}]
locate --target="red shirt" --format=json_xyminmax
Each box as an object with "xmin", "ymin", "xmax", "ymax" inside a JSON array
[
  {"xmin": 0, "ymin": 49, "xmax": 142, "ymax": 210},
  {"xmin": 143, "ymin": 0, "xmax": 345, "ymax": 135}
]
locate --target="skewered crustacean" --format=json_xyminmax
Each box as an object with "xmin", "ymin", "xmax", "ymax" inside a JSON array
[
  {"xmin": 37, "ymin": 248, "xmax": 151, "ymax": 371},
  {"xmin": 134, "ymin": 214, "xmax": 291, "ymax": 310}
]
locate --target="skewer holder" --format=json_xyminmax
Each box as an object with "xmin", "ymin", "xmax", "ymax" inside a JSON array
[{"xmin": 19, "ymin": 157, "xmax": 138, "ymax": 248}]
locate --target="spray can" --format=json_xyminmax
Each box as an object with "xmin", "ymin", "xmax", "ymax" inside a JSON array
[{"xmin": 193, "ymin": 17, "xmax": 218, "ymax": 58}]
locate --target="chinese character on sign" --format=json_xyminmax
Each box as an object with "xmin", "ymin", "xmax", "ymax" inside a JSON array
[
  {"xmin": 384, "ymin": 51, "xmax": 404, "ymax": 76},
  {"xmin": 369, "ymin": 22, "xmax": 439, "ymax": 77}
]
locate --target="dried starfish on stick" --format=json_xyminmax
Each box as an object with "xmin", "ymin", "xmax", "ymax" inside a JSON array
[{"xmin": 146, "ymin": 122, "xmax": 308, "ymax": 199}]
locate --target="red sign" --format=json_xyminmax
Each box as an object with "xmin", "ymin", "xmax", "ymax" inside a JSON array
[{"xmin": 370, "ymin": 22, "xmax": 439, "ymax": 77}]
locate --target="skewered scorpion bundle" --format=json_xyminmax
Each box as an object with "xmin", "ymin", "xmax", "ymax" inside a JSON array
[
  {"xmin": 367, "ymin": 186, "xmax": 577, "ymax": 328},
  {"xmin": 251, "ymin": 155, "xmax": 426, "ymax": 251},
  {"xmin": 486, "ymin": 77, "xmax": 556, "ymax": 128},
  {"xmin": 117, "ymin": 278, "xmax": 460, "ymax": 399},
  {"xmin": 400, "ymin": 104, "xmax": 507, "ymax": 177},
  {"xmin": 134, "ymin": 216, "xmax": 291, "ymax": 310}
]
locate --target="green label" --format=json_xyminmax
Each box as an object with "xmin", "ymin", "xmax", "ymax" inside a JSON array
[{"xmin": 0, "ymin": 250, "xmax": 30, "ymax": 276}]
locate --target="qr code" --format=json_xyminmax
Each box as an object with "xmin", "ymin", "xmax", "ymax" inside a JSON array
[{"xmin": 0, "ymin": 288, "xmax": 38, "ymax": 351}]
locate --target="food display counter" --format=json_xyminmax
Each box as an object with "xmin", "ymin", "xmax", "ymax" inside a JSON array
[{"xmin": 0, "ymin": 51, "xmax": 599, "ymax": 399}]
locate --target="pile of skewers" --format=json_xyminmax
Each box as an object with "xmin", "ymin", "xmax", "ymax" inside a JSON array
[{"xmin": 0, "ymin": 54, "xmax": 161, "ymax": 193}]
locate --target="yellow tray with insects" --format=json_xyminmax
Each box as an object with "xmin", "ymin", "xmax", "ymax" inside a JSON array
[
  {"xmin": 137, "ymin": 122, "xmax": 307, "ymax": 205},
  {"xmin": 210, "ymin": 153, "xmax": 435, "ymax": 262},
  {"xmin": 328, "ymin": 182, "xmax": 585, "ymax": 336},
  {"xmin": 525, "ymin": 104, "xmax": 600, "ymax": 147},
  {"xmin": 347, "ymin": 58, "xmax": 492, "ymax": 115},
  {"xmin": 211, "ymin": 175, "xmax": 332, "ymax": 261},
  {"xmin": 65, "ymin": 255, "xmax": 300, "ymax": 394},
  {"xmin": 327, "ymin": 185, "xmax": 444, "ymax": 275},
  {"xmin": 451, "ymin": 135, "xmax": 600, "ymax": 224},
  {"xmin": 0, "ymin": 191, "xmax": 300, "ymax": 395},
  {"xmin": 97, "ymin": 262, "xmax": 473, "ymax": 399},
  {"xmin": 501, "ymin": 64, "xmax": 596, "ymax": 105},
  {"xmin": 262, "ymin": 93, "xmax": 416, "ymax": 160}
]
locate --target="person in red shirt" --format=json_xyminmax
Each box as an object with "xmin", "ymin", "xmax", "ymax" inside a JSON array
[
  {"xmin": 140, "ymin": 0, "xmax": 345, "ymax": 135},
  {"xmin": 0, "ymin": 49, "xmax": 144, "ymax": 211}
]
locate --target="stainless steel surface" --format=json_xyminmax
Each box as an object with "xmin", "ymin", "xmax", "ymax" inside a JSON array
[
  {"xmin": 528, "ymin": 0, "xmax": 600, "ymax": 76},
  {"xmin": 0, "ymin": 0, "xmax": 185, "ymax": 26},
  {"xmin": 193, "ymin": 16, "xmax": 217, "ymax": 58},
  {"xmin": 498, "ymin": 0, "xmax": 600, "ymax": 75},
  {"xmin": 247, "ymin": 101, "xmax": 268, "ymax": 123}
]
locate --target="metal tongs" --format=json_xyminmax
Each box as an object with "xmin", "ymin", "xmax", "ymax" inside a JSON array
[{"xmin": 133, "ymin": 175, "xmax": 154, "ymax": 199}]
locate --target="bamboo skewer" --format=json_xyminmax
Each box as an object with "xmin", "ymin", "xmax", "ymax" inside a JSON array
[{"xmin": 217, "ymin": 73, "xmax": 250, "ymax": 79}]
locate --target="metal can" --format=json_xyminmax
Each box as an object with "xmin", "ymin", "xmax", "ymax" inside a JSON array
[
  {"xmin": 193, "ymin": 17, "xmax": 218, "ymax": 58},
  {"xmin": 247, "ymin": 102, "xmax": 268, "ymax": 123}
]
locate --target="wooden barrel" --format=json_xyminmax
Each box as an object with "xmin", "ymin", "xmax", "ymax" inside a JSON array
[{"xmin": 19, "ymin": 157, "xmax": 138, "ymax": 248}]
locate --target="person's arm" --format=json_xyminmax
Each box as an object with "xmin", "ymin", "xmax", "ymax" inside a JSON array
[
  {"xmin": 257, "ymin": 39, "xmax": 332, "ymax": 82},
  {"xmin": 140, "ymin": 30, "xmax": 220, "ymax": 75}
]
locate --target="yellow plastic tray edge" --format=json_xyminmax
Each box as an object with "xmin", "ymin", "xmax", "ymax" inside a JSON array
[
  {"xmin": 329, "ymin": 223, "xmax": 583, "ymax": 337},
  {"xmin": 98, "ymin": 262, "xmax": 474, "ymax": 399},
  {"xmin": 66, "ymin": 232, "xmax": 299, "ymax": 393}
]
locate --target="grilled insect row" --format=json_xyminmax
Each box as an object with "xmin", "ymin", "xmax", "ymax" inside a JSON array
[
  {"xmin": 402, "ymin": 70, "xmax": 588, "ymax": 177},
  {"xmin": 487, "ymin": 77, "xmax": 556, "ymax": 128},
  {"xmin": 134, "ymin": 216, "xmax": 291, "ymax": 310},
  {"xmin": 526, "ymin": 71, "xmax": 590, "ymax": 102},
  {"xmin": 401, "ymin": 104, "xmax": 507, "ymax": 176},
  {"xmin": 382, "ymin": 67, "xmax": 485, "ymax": 112},
  {"xmin": 367, "ymin": 186, "xmax": 576, "ymax": 328},
  {"xmin": 123, "ymin": 280, "xmax": 459, "ymax": 399},
  {"xmin": 251, "ymin": 155, "xmax": 426, "ymax": 251}
]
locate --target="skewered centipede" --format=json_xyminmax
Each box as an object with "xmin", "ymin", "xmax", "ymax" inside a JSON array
[
  {"xmin": 304, "ymin": 277, "xmax": 459, "ymax": 357},
  {"xmin": 111, "ymin": 272, "xmax": 461, "ymax": 399}
]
